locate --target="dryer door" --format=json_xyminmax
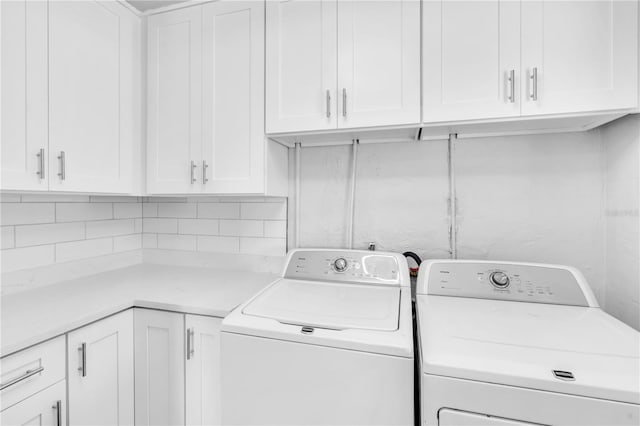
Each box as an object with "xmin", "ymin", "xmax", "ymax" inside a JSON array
[{"xmin": 439, "ymin": 409, "xmax": 538, "ymax": 426}]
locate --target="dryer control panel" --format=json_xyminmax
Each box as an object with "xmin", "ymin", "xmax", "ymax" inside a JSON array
[
  {"xmin": 284, "ymin": 249, "xmax": 409, "ymax": 287},
  {"xmin": 418, "ymin": 260, "xmax": 597, "ymax": 307}
]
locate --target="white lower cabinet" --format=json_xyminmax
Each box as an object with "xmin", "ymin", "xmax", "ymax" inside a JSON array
[
  {"xmin": 67, "ymin": 310, "xmax": 134, "ymax": 426},
  {"xmin": 134, "ymin": 309, "xmax": 222, "ymax": 426},
  {"xmin": 185, "ymin": 315, "xmax": 222, "ymax": 426},
  {"xmin": 1, "ymin": 381, "xmax": 66, "ymax": 426}
]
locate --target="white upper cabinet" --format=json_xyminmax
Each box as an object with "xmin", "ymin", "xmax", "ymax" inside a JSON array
[
  {"xmin": 147, "ymin": 7, "xmax": 202, "ymax": 194},
  {"xmin": 337, "ymin": 0, "xmax": 420, "ymax": 128},
  {"xmin": 265, "ymin": 0, "xmax": 337, "ymax": 133},
  {"xmin": 67, "ymin": 310, "xmax": 134, "ymax": 426},
  {"xmin": 265, "ymin": 0, "xmax": 420, "ymax": 133},
  {"xmin": 201, "ymin": 0, "xmax": 265, "ymax": 194},
  {"xmin": 423, "ymin": 0, "xmax": 521, "ymax": 122},
  {"xmin": 521, "ymin": 0, "xmax": 638, "ymax": 116},
  {"xmin": 48, "ymin": 0, "xmax": 138, "ymax": 193},
  {"xmin": 1, "ymin": 0, "xmax": 48, "ymax": 191}
]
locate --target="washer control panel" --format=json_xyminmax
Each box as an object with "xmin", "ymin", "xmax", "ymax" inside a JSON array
[
  {"xmin": 284, "ymin": 250, "xmax": 406, "ymax": 286},
  {"xmin": 422, "ymin": 261, "xmax": 592, "ymax": 306}
]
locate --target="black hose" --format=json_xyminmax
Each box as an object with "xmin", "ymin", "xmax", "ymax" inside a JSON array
[{"xmin": 403, "ymin": 251, "xmax": 422, "ymax": 266}]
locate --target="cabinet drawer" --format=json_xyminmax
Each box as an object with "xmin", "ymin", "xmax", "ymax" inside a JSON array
[{"xmin": 1, "ymin": 336, "xmax": 66, "ymax": 411}]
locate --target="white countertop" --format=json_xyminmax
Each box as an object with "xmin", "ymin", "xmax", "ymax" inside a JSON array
[{"xmin": 1, "ymin": 264, "xmax": 278, "ymax": 357}]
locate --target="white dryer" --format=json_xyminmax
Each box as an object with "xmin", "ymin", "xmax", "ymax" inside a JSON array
[
  {"xmin": 416, "ymin": 260, "xmax": 640, "ymax": 426},
  {"xmin": 221, "ymin": 249, "xmax": 414, "ymax": 425}
]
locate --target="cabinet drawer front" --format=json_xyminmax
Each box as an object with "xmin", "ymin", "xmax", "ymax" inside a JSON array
[{"xmin": 0, "ymin": 336, "xmax": 66, "ymax": 411}]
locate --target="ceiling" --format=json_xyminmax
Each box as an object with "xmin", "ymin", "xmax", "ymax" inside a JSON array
[{"xmin": 126, "ymin": 0, "xmax": 189, "ymax": 12}]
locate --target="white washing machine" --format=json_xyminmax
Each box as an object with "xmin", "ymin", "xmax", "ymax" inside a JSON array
[
  {"xmin": 221, "ymin": 249, "xmax": 414, "ymax": 425},
  {"xmin": 416, "ymin": 260, "xmax": 640, "ymax": 426}
]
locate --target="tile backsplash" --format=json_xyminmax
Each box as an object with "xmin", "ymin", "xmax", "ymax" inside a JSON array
[{"xmin": 0, "ymin": 194, "xmax": 288, "ymax": 274}]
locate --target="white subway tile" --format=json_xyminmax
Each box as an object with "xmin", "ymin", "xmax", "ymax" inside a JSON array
[
  {"xmin": 241, "ymin": 202, "xmax": 286, "ymax": 220},
  {"xmin": 15, "ymin": 222, "xmax": 85, "ymax": 247},
  {"xmin": 134, "ymin": 218, "xmax": 143, "ymax": 233},
  {"xmin": 142, "ymin": 203, "xmax": 158, "ymax": 217},
  {"xmin": 158, "ymin": 202, "xmax": 197, "ymax": 218},
  {"xmin": 157, "ymin": 234, "xmax": 197, "ymax": 251},
  {"xmin": 56, "ymin": 203, "xmax": 112, "ymax": 222},
  {"xmin": 56, "ymin": 238, "xmax": 112, "ymax": 263},
  {"xmin": 264, "ymin": 221, "xmax": 287, "ymax": 238},
  {"xmin": 197, "ymin": 236, "xmax": 239, "ymax": 253},
  {"xmin": 1, "ymin": 203, "xmax": 55, "ymax": 225},
  {"xmin": 0, "ymin": 193, "xmax": 21, "ymax": 202},
  {"xmin": 178, "ymin": 219, "xmax": 219, "ymax": 236},
  {"xmin": 142, "ymin": 233, "xmax": 158, "ymax": 248},
  {"xmin": 21, "ymin": 194, "xmax": 90, "ymax": 202},
  {"xmin": 240, "ymin": 237, "xmax": 286, "ymax": 256},
  {"xmin": 143, "ymin": 218, "xmax": 178, "ymax": 234},
  {"xmin": 1, "ymin": 245, "xmax": 55, "ymax": 272},
  {"xmin": 146, "ymin": 197, "xmax": 188, "ymax": 203},
  {"xmin": 219, "ymin": 220, "xmax": 263, "ymax": 237},
  {"xmin": 86, "ymin": 219, "xmax": 135, "ymax": 239},
  {"xmin": 114, "ymin": 203, "xmax": 142, "ymax": 219},
  {"xmin": 198, "ymin": 203, "xmax": 240, "ymax": 219},
  {"xmin": 113, "ymin": 234, "xmax": 142, "ymax": 252},
  {"xmin": 1, "ymin": 226, "xmax": 15, "ymax": 249},
  {"xmin": 90, "ymin": 196, "xmax": 137, "ymax": 203}
]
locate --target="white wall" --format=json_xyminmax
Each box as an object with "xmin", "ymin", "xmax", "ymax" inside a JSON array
[
  {"xmin": 602, "ymin": 114, "xmax": 640, "ymax": 330},
  {"xmin": 289, "ymin": 129, "xmax": 612, "ymax": 313}
]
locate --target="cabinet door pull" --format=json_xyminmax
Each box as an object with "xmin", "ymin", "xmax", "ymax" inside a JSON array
[
  {"xmin": 342, "ymin": 88, "xmax": 347, "ymax": 117},
  {"xmin": 0, "ymin": 366, "xmax": 44, "ymax": 390},
  {"xmin": 78, "ymin": 342, "xmax": 86, "ymax": 377},
  {"xmin": 530, "ymin": 67, "xmax": 538, "ymax": 101},
  {"xmin": 326, "ymin": 90, "xmax": 331, "ymax": 118},
  {"xmin": 202, "ymin": 161, "xmax": 209, "ymax": 184},
  {"xmin": 37, "ymin": 148, "xmax": 45, "ymax": 179},
  {"xmin": 190, "ymin": 161, "xmax": 197, "ymax": 184},
  {"xmin": 52, "ymin": 400, "xmax": 62, "ymax": 426},
  {"xmin": 57, "ymin": 151, "xmax": 65, "ymax": 180},
  {"xmin": 186, "ymin": 328, "xmax": 195, "ymax": 360},
  {"xmin": 507, "ymin": 70, "xmax": 515, "ymax": 103}
]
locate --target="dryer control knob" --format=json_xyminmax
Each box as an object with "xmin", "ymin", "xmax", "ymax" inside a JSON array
[
  {"xmin": 333, "ymin": 258, "xmax": 348, "ymax": 272},
  {"xmin": 490, "ymin": 271, "xmax": 510, "ymax": 288}
]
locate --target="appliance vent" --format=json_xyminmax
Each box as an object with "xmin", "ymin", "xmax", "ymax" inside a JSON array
[{"xmin": 552, "ymin": 370, "xmax": 575, "ymax": 381}]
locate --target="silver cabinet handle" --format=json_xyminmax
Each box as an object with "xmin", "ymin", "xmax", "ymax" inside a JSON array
[
  {"xmin": 190, "ymin": 161, "xmax": 197, "ymax": 184},
  {"xmin": 37, "ymin": 148, "xmax": 45, "ymax": 179},
  {"xmin": 57, "ymin": 151, "xmax": 65, "ymax": 180},
  {"xmin": 507, "ymin": 70, "xmax": 515, "ymax": 103},
  {"xmin": 326, "ymin": 90, "xmax": 331, "ymax": 118},
  {"xmin": 202, "ymin": 161, "xmax": 209, "ymax": 184},
  {"xmin": 186, "ymin": 328, "xmax": 194, "ymax": 360},
  {"xmin": 530, "ymin": 67, "xmax": 538, "ymax": 101},
  {"xmin": 0, "ymin": 366, "xmax": 44, "ymax": 390},
  {"xmin": 342, "ymin": 88, "xmax": 347, "ymax": 117},
  {"xmin": 52, "ymin": 400, "xmax": 62, "ymax": 426},
  {"xmin": 78, "ymin": 343, "xmax": 86, "ymax": 377}
]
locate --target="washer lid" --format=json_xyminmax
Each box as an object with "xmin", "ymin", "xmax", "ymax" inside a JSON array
[{"xmin": 242, "ymin": 279, "xmax": 400, "ymax": 331}]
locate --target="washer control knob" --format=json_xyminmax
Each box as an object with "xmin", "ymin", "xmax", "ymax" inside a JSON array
[
  {"xmin": 333, "ymin": 258, "xmax": 348, "ymax": 272},
  {"xmin": 490, "ymin": 271, "xmax": 510, "ymax": 288}
]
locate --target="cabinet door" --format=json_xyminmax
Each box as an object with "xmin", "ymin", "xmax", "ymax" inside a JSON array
[
  {"xmin": 1, "ymin": 381, "xmax": 66, "ymax": 426},
  {"xmin": 423, "ymin": 1, "xmax": 520, "ymax": 122},
  {"xmin": 67, "ymin": 310, "xmax": 134, "ymax": 426},
  {"xmin": 521, "ymin": 0, "xmax": 638, "ymax": 115},
  {"xmin": 1, "ymin": 0, "xmax": 48, "ymax": 191},
  {"xmin": 265, "ymin": 0, "xmax": 337, "ymax": 133},
  {"xmin": 185, "ymin": 315, "xmax": 222, "ymax": 426},
  {"xmin": 201, "ymin": 1, "xmax": 264, "ymax": 194},
  {"xmin": 147, "ymin": 7, "xmax": 202, "ymax": 194},
  {"xmin": 337, "ymin": 0, "xmax": 420, "ymax": 128},
  {"xmin": 134, "ymin": 309, "xmax": 185, "ymax": 426},
  {"xmin": 48, "ymin": 0, "xmax": 137, "ymax": 193}
]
